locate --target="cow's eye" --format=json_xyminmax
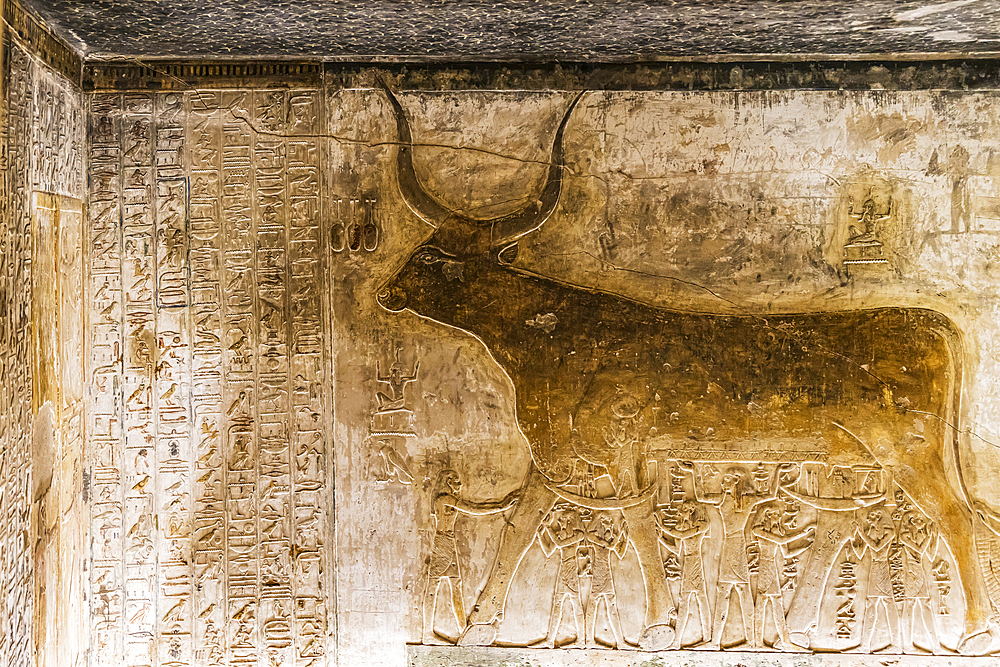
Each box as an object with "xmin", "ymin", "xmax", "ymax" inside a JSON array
[{"xmin": 415, "ymin": 249, "xmax": 439, "ymax": 264}]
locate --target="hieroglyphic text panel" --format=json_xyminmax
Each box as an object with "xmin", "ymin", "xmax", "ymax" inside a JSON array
[{"xmin": 86, "ymin": 88, "xmax": 329, "ymax": 667}]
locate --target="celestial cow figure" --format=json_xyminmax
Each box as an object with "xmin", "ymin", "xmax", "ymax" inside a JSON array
[{"xmin": 375, "ymin": 80, "xmax": 997, "ymax": 651}]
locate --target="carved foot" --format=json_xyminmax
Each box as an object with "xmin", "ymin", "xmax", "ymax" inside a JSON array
[
  {"xmin": 958, "ymin": 630, "xmax": 995, "ymax": 656},
  {"xmin": 458, "ymin": 622, "xmax": 498, "ymax": 647},
  {"xmin": 638, "ymin": 624, "xmax": 675, "ymax": 651},
  {"xmin": 422, "ymin": 631, "xmax": 457, "ymax": 646}
]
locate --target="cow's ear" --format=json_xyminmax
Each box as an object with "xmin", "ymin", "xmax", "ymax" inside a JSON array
[{"xmin": 496, "ymin": 243, "xmax": 518, "ymax": 265}]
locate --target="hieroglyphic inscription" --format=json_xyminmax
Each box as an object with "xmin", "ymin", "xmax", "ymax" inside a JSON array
[
  {"xmin": 1, "ymin": 39, "xmax": 34, "ymax": 667},
  {"xmin": 89, "ymin": 91, "xmax": 125, "ymax": 667},
  {"xmin": 188, "ymin": 90, "xmax": 226, "ymax": 666},
  {"xmin": 122, "ymin": 91, "xmax": 156, "ymax": 667},
  {"xmin": 285, "ymin": 90, "xmax": 328, "ymax": 665},
  {"xmin": 86, "ymin": 87, "xmax": 329, "ymax": 667},
  {"xmin": 0, "ymin": 38, "xmax": 85, "ymax": 667},
  {"xmin": 153, "ymin": 91, "xmax": 192, "ymax": 667},
  {"xmin": 221, "ymin": 90, "xmax": 258, "ymax": 666},
  {"xmin": 330, "ymin": 197, "xmax": 379, "ymax": 254},
  {"xmin": 254, "ymin": 89, "xmax": 293, "ymax": 666}
]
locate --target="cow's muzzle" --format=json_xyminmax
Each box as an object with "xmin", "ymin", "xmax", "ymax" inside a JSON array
[{"xmin": 377, "ymin": 285, "xmax": 407, "ymax": 312}]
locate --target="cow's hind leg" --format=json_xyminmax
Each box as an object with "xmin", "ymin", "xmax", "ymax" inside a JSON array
[
  {"xmin": 461, "ymin": 468, "xmax": 556, "ymax": 645},
  {"xmin": 882, "ymin": 443, "xmax": 993, "ymax": 648},
  {"xmin": 622, "ymin": 496, "xmax": 676, "ymax": 650}
]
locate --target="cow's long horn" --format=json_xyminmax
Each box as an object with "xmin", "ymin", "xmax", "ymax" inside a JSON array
[
  {"xmin": 378, "ymin": 78, "xmax": 452, "ymax": 228},
  {"xmin": 488, "ymin": 91, "xmax": 585, "ymax": 246}
]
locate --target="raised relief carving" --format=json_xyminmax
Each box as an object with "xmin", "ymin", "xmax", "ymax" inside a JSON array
[
  {"xmin": 844, "ymin": 188, "xmax": 892, "ymax": 268},
  {"xmin": 375, "ymin": 82, "xmax": 999, "ymax": 659},
  {"xmin": 330, "ymin": 197, "xmax": 379, "ymax": 254},
  {"xmin": 371, "ymin": 346, "xmax": 418, "ymax": 437},
  {"xmin": 81, "ymin": 87, "xmax": 328, "ymax": 667},
  {"xmin": 422, "ymin": 471, "xmax": 516, "ymax": 645}
]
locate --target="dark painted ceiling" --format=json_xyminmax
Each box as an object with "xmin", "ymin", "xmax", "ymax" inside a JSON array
[{"xmin": 23, "ymin": 0, "xmax": 1000, "ymax": 61}]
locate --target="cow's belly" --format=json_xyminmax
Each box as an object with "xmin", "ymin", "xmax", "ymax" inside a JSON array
[{"xmin": 505, "ymin": 306, "xmax": 958, "ymax": 483}]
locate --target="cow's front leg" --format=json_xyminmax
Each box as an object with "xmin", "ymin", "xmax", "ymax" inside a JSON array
[
  {"xmin": 622, "ymin": 496, "xmax": 675, "ymax": 650},
  {"xmin": 460, "ymin": 468, "xmax": 556, "ymax": 645}
]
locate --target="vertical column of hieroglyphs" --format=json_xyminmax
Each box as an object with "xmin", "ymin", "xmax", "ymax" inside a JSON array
[
  {"xmin": 285, "ymin": 89, "xmax": 327, "ymax": 666},
  {"xmin": 252, "ymin": 89, "xmax": 293, "ymax": 667},
  {"xmin": 0, "ymin": 35, "xmax": 10, "ymax": 667},
  {"xmin": 120, "ymin": 92, "xmax": 156, "ymax": 667},
  {"xmin": 2, "ymin": 41, "xmax": 32, "ymax": 667},
  {"xmin": 153, "ymin": 91, "xmax": 192, "ymax": 667},
  {"xmin": 187, "ymin": 90, "xmax": 226, "ymax": 666},
  {"xmin": 89, "ymin": 92, "xmax": 125, "ymax": 667},
  {"xmin": 0, "ymin": 42, "xmax": 10, "ymax": 667},
  {"xmin": 221, "ymin": 90, "xmax": 257, "ymax": 666}
]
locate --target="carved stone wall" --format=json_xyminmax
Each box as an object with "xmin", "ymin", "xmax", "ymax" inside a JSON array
[
  {"xmin": 86, "ymin": 89, "xmax": 331, "ymax": 667},
  {"xmin": 74, "ymin": 77, "xmax": 1000, "ymax": 667},
  {"xmin": 1, "ymin": 26, "xmax": 85, "ymax": 667},
  {"xmin": 330, "ymin": 86, "xmax": 1000, "ymax": 666}
]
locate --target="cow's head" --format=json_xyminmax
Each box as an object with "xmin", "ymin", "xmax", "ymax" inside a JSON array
[{"xmin": 376, "ymin": 81, "xmax": 583, "ymax": 313}]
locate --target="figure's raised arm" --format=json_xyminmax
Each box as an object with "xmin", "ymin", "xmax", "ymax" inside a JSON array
[
  {"xmin": 677, "ymin": 461, "xmax": 722, "ymax": 504},
  {"xmin": 767, "ymin": 463, "xmax": 799, "ymax": 499}
]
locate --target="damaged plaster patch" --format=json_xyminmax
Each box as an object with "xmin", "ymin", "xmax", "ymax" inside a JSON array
[{"xmin": 525, "ymin": 312, "xmax": 558, "ymax": 333}]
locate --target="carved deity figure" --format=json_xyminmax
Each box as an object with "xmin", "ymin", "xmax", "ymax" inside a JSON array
[
  {"xmin": 423, "ymin": 470, "xmax": 516, "ymax": 644},
  {"xmin": 680, "ymin": 460, "xmax": 797, "ymax": 649},
  {"xmin": 847, "ymin": 193, "xmax": 892, "ymax": 244},
  {"xmin": 582, "ymin": 509, "xmax": 629, "ymax": 648},
  {"xmin": 601, "ymin": 392, "xmax": 648, "ymax": 498},
  {"xmin": 853, "ymin": 502, "xmax": 901, "ymax": 653},
  {"xmin": 750, "ymin": 499, "xmax": 815, "ymax": 649},
  {"xmin": 893, "ymin": 493, "xmax": 939, "ymax": 653},
  {"xmin": 375, "ymin": 349, "xmax": 418, "ymax": 412},
  {"xmin": 657, "ymin": 499, "xmax": 711, "ymax": 648}
]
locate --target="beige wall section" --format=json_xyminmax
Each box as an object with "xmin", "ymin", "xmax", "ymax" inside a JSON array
[
  {"xmin": 85, "ymin": 89, "xmax": 331, "ymax": 667},
  {"xmin": 3, "ymin": 24, "xmax": 86, "ymax": 667},
  {"xmin": 31, "ymin": 192, "xmax": 85, "ymax": 667},
  {"xmin": 73, "ymin": 83, "xmax": 1000, "ymax": 666}
]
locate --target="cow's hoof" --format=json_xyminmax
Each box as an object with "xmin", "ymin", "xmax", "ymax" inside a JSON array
[
  {"xmin": 638, "ymin": 624, "xmax": 674, "ymax": 651},
  {"xmin": 959, "ymin": 630, "xmax": 994, "ymax": 655},
  {"xmin": 458, "ymin": 623, "xmax": 497, "ymax": 647}
]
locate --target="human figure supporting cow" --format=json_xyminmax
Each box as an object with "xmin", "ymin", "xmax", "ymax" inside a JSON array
[{"xmin": 421, "ymin": 460, "xmax": 961, "ymax": 654}]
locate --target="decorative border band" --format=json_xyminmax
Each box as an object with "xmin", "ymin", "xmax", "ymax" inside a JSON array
[
  {"xmin": 80, "ymin": 58, "xmax": 1000, "ymax": 92},
  {"xmin": 83, "ymin": 60, "xmax": 323, "ymax": 91}
]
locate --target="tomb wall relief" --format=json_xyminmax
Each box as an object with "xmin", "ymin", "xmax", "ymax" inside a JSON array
[
  {"xmin": 330, "ymin": 85, "xmax": 1000, "ymax": 667},
  {"xmin": 54, "ymin": 77, "xmax": 1000, "ymax": 667},
  {"xmin": 87, "ymin": 88, "xmax": 331, "ymax": 667}
]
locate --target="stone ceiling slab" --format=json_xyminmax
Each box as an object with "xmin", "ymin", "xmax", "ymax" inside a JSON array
[{"xmin": 18, "ymin": 0, "xmax": 1000, "ymax": 61}]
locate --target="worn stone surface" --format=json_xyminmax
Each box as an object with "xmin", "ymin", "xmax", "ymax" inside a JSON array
[
  {"xmin": 10, "ymin": 12, "xmax": 1000, "ymax": 664},
  {"xmin": 328, "ymin": 85, "xmax": 1000, "ymax": 666},
  {"xmin": 18, "ymin": 0, "xmax": 1000, "ymax": 60},
  {"xmin": 1, "ymin": 29, "xmax": 85, "ymax": 667},
  {"xmin": 64, "ymin": 78, "xmax": 1000, "ymax": 667},
  {"xmin": 86, "ymin": 88, "xmax": 332, "ymax": 667}
]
